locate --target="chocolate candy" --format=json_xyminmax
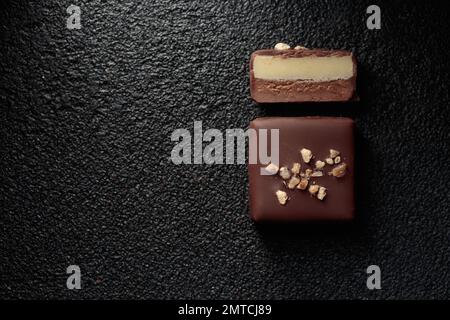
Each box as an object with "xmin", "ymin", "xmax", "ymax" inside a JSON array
[
  {"xmin": 248, "ymin": 117, "xmax": 355, "ymax": 222},
  {"xmin": 250, "ymin": 46, "xmax": 357, "ymax": 103}
]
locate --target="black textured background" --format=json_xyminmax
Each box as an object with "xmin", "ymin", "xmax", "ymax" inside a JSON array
[{"xmin": 1, "ymin": 0, "xmax": 449, "ymax": 300}]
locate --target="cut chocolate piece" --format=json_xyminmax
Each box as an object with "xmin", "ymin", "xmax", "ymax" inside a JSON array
[
  {"xmin": 250, "ymin": 48, "xmax": 357, "ymax": 103},
  {"xmin": 248, "ymin": 117, "xmax": 355, "ymax": 222}
]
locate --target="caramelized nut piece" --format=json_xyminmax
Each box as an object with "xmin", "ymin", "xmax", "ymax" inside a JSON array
[
  {"xmin": 315, "ymin": 160, "xmax": 325, "ymax": 169},
  {"xmin": 308, "ymin": 184, "xmax": 319, "ymax": 195},
  {"xmin": 311, "ymin": 171, "xmax": 323, "ymax": 177},
  {"xmin": 275, "ymin": 190, "xmax": 288, "ymax": 205},
  {"xmin": 325, "ymin": 158, "xmax": 334, "ymax": 165},
  {"xmin": 291, "ymin": 162, "xmax": 301, "ymax": 175},
  {"xmin": 279, "ymin": 166, "xmax": 291, "ymax": 180},
  {"xmin": 274, "ymin": 42, "xmax": 291, "ymax": 50},
  {"xmin": 297, "ymin": 178, "xmax": 309, "ymax": 190},
  {"xmin": 317, "ymin": 187, "xmax": 327, "ymax": 200},
  {"xmin": 287, "ymin": 176, "xmax": 300, "ymax": 189},
  {"xmin": 330, "ymin": 163, "xmax": 347, "ymax": 178},
  {"xmin": 334, "ymin": 156, "xmax": 341, "ymax": 164},
  {"xmin": 330, "ymin": 149, "xmax": 340, "ymax": 159},
  {"xmin": 264, "ymin": 163, "xmax": 279, "ymax": 175},
  {"xmin": 300, "ymin": 148, "xmax": 313, "ymax": 163}
]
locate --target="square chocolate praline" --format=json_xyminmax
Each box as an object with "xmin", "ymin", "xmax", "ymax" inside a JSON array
[{"xmin": 248, "ymin": 117, "xmax": 355, "ymax": 222}]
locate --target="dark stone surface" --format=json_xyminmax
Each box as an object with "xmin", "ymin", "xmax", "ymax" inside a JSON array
[{"xmin": 0, "ymin": 0, "xmax": 448, "ymax": 299}]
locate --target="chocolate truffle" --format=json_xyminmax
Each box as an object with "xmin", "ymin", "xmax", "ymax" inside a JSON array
[{"xmin": 248, "ymin": 117, "xmax": 355, "ymax": 222}]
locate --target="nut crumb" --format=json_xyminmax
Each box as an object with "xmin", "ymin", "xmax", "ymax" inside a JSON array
[
  {"xmin": 287, "ymin": 176, "xmax": 300, "ymax": 189},
  {"xmin": 325, "ymin": 158, "xmax": 334, "ymax": 165},
  {"xmin": 317, "ymin": 187, "xmax": 327, "ymax": 200},
  {"xmin": 334, "ymin": 156, "xmax": 341, "ymax": 164},
  {"xmin": 294, "ymin": 45, "xmax": 307, "ymax": 50},
  {"xmin": 264, "ymin": 163, "xmax": 279, "ymax": 175},
  {"xmin": 308, "ymin": 184, "xmax": 319, "ymax": 195},
  {"xmin": 275, "ymin": 190, "xmax": 288, "ymax": 205},
  {"xmin": 330, "ymin": 163, "xmax": 347, "ymax": 178},
  {"xmin": 279, "ymin": 166, "xmax": 291, "ymax": 180},
  {"xmin": 303, "ymin": 168, "xmax": 313, "ymax": 178},
  {"xmin": 315, "ymin": 160, "xmax": 325, "ymax": 169},
  {"xmin": 274, "ymin": 42, "xmax": 291, "ymax": 50},
  {"xmin": 297, "ymin": 178, "xmax": 309, "ymax": 190},
  {"xmin": 311, "ymin": 171, "xmax": 323, "ymax": 177},
  {"xmin": 300, "ymin": 148, "xmax": 313, "ymax": 163},
  {"xmin": 291, "ymin": 162, "xmax": 301, "ymax": 175},
  {"xmin": 330, "ymin": 149, "xmax": 340, "ymax": 159}
]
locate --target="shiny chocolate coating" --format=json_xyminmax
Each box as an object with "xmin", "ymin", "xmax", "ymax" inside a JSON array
[{"xmin": 249, "ymin": 117, "xmax": 355, "ymax": 222}]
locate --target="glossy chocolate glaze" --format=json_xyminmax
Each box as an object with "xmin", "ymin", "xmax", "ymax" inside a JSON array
[
  {"xmin": 249, "ymin": 48, "xmax": 357, "ymax": 103},
  {"xmin": 248, "ymin": 117, "xmax": 355, "ymax": 222}
]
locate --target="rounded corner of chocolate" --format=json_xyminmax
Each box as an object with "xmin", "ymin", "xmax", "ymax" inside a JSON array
[{"xmin": 249, "ymin": 205, "xmax": 263, "ymax": 223}]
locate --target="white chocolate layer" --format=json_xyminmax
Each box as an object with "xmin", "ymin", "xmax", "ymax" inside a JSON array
[{"xmin": 253, "ymin": 55, "xmax": 354, "ymax": 81}]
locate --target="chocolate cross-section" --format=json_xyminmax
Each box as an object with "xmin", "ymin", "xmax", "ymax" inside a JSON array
[{"xmin": 250, "ymin": 48, "xmax": 357, "ymax": 103}]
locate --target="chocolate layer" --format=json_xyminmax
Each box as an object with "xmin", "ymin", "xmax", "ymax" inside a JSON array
[
  {"xmin": 248, "ymin": 117, "xmax": 355, "ymax": 222},
  {"xmin": 252, "ymin": 78, "xmax": 355, "ymax": 103},
  {"xmin": 254, "ymin": 48, "xmax": 352, "ymax": 58},
  {"xmin": 250, "ymin": 48, "xmax": 357, "ymax": 103}
]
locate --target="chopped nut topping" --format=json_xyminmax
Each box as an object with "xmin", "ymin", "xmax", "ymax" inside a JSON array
[
  {"xmin": 308, "ymin": 184, "xmax": 319, "ymax": 195},
  {"xmin": 303, "ymin": 168, "xmax": 313, "ymax": 178},
  {"xmin": 315, "ymin": 160, "xmax": 325, "ymax": 169},
  {"xmin": 264, "ymin": 163, "xmax": 279, "ymax": 175},
  {"xmin": 317, "ymin": 187, "xmax": 327, "ymax": 200},
  {"xmin": 274, "ymin": 42, "xmax": 291, "ymax": 50},
  {"xmin": 291, "ymin": 162, "xmax": 301, "ymax": 175},
  {"xmin": 330, "ymin": 163, "xmax": 347, "ymax": 178},
  {"xmin": 329, "ymin": 149, "xmax": 340, "ymax": 159},
  {"xmin": 275, "ymin": 190, "xmax": 288, "ymax": 205},
  {"xmin": 279, "ymin": 166, "xmax": 291, "ymax": 180},
  {"xmin": 300, "ymin": 148, "xmax": 313, "ymax": 163},
  {"xmin": 297, "ymin": 178, "xmax": 309, "ymax": 190},
  {"xmin": 311, "ymin": 171, "xmax": 323, "ymax": 177},
  {"xmin": 287, "ymin": 176, "xmax": 300, "ymax": 189},
  {"xmin": 266, "ymin": 147, "xmax": 348, "ymax": 202}
]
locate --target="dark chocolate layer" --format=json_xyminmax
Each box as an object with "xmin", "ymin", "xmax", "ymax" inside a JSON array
[{"xmin": 251, "ymin": 78, "xmax": 356, "ymax": 103}]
